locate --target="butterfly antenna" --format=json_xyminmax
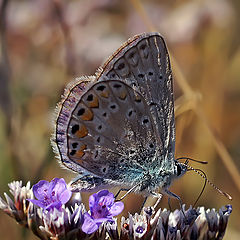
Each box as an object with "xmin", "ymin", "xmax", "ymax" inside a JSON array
[
  {"xmin": 177, "ymin": 157, "xmax": 208, "ymax": 164},
  {"xmin": 181, "ymin": 162, "xmax": 232, "ymax": 201},
  {"xmin": 187, "ymin": 168, "xmax": 207, "ymax": 207}
]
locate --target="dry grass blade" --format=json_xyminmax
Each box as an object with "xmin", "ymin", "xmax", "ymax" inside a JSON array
[{"xmin": 129, "ymin": 0, "xmax": 156, "ymax": 32}]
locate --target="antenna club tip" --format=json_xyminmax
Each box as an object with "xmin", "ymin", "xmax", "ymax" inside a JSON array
[{"xmin": 224, "ymin": 193, "xmax": 233, "ymax": 200}]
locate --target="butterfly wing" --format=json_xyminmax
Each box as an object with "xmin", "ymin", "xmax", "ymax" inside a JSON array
[
  {"xmin": 54, "ymin": 77, "xmax": 95, "ymax": 176},
  {"xmin": 96, "ymin": 32, "xmax": 175, "ymax": 163},
  {"xmin": 54, "ymin": 33, "xmax": 176, "ymax": 191},
  {"xmin": 63, "ymin": 79, "xmax": 158, "ymax": 181}
]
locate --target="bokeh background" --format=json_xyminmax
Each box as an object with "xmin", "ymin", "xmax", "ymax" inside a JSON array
[{"xmin": 0, "ymin": 0, "xmax": 239, "ymax": 239}]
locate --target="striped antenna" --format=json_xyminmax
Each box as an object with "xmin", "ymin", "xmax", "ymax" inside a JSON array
[{"xmin": 179, "ymin": 161, "xmax": 232, "ymax": 201}]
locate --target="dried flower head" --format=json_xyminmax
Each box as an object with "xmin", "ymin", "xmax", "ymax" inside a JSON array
[{"xmin": 0, "ymin": 180, "xmax": 232, "ymax": 240}]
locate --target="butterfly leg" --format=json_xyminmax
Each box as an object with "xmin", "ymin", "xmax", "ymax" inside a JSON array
[
  {"xmin": 164, "ymin": 189, "xmax": 182, "ymax": 205},
  {"xmin": 139, "ymin": 196, "xmax": 148, "ymax": 213},
  {"xmin": 116, "ymin": 182, "xmax": 143, "ymax": 201},
  {"xmin": 114, "ymin": 188, "xmax": 129, "ymax": 199},
  {"xmin": 139, "ymin": 196, "xmax": 162, "ymax": 214},
  {"xmin": 142, "ymin": 193, "xmax": 162, "ymax": 215},
  {"xmin": 115, "ymin": 189, "xmax": 149, "ymax": 214},
  {"xmin": 164, "ymin": 189, "xmax": 185, "ymax": 217}
]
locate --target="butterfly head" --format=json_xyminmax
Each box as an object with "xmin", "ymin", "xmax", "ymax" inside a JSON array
[{"xmin": 174, "ymin": 161, "xmax": 188, "ymax": 179}]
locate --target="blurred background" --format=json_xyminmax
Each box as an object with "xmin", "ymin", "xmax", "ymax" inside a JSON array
[{"xmin": 0, "ymin": 0, "xmax": 239, "ymax": 239}]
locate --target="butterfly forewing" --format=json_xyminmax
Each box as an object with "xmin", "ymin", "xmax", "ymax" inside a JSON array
[{"xmin": 96, "ymin": 33, "xmax": 175, "ymax": 161}]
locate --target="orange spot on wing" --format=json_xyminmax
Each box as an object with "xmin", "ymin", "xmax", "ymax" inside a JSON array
[
  {"xmin": 81, "ymin": 108, "xmax": 93, "ymax": 121},
  {"xmin": 100, "ymin": 90, "xmax": 109, "ymax": 98},
  {"xmin": 75, "ymin": 125, "xmax": 88, "ymax": 138},
  {"xmin": 89, "ymin": 96, "xmax": 99, "ymax": 108},
  {"xmin": 75, "ymin": 145, "xmax": 87, "ymax": 159},
  {"xmin": 135, "ymin": 95, "xmax": 141, "ymax": 101},
  {"xmin": 90, "ymin": 96, "xmax": 98, "ymax": 107},
  {"xmin": 76, "ymin": 158, "xmax": 83, "ymax": 164},
  {"xmin": 119, "ymin": 90, "xmax": 127, "ymax": 100}
]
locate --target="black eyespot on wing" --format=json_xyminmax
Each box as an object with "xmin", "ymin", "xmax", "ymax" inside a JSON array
[
  {"xmin": 143, "ymin": 118, "xmax": 149, "ymax": 124},
  {"xmin": 94, "ymin": 150, "xmax": 99, "ymax": 158},
  {"xmin": 148, "ymin": 71, "xmax": 153, "ymax": 76},
  {"xmin": 72, "ymin": 142, "xmax": 78, "ymax": 148},
  {"xmin": 128, "ymin": 110, "xmax": 133, "ymax": 117},
  {"xmin": 118, "ymin": 63, "xmax": 125, "ymax": 70},
  {"xmin": 78, "ymin": 108, "xmax": 85, "ymax": 116},
  {"xmin": 71, "ymin": 124, "xmax": 79, "ymax": 134},
  {"xmin": 96, "ymin": 85, "xmax": 106, "ymax": 91},
  {"xmin": 70, "ymin": 150, "xmax": 76, "ymax": 156},
  {"xmin": 86, "ymin": 94, "xmax": 93, "ymax": 101},
  {"xmin": 110, "ymin": 104, "xmax": 116, "ymax": 109},
  {"xmin": 149, "ymin": 143, "xmax": 154, "ymax": 148}
]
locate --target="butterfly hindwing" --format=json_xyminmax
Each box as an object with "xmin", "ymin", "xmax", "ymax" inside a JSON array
[
  {"xmin": 54, "ymin": 78, "xmax": 95, "ymax": 175},
  {"xmin": 67, "ymin": 80, "xmax": 157, "ymax": 184}
]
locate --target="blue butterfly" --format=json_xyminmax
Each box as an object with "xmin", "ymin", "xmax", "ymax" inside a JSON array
[{"xmin": 53, "ymin": 33, "xmax": 229, "ymax": 204}]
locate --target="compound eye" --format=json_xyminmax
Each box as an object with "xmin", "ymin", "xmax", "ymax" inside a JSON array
[{"xmin": 176, "ymin": 164, "xmax": 182, "ymax": 176}]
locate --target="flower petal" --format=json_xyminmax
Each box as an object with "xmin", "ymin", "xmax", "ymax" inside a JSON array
[
  {"xmin": 59, "ymin": 189, "xmax": 72, "ymax": 204},
  {"xmin": 32, "ymin": 180, "xmax": 50, "ymax": 200},
  {"xmin": 99, "ymin": 194, "xmax": 114, "ymax": 207},
  {"xmin": 109, "ymin": 201, "xmax": 124, "ymax": 216},
  {"xmin": 82, "ymin": 212, "xmax": 99, "ymax": 234},
  {"xmin": 96, "ymin": 190, "xmax": 110, "ymax": 198},
  {"xmin": 27, "ymin": 199, "xmax": 46, "ymax": 208},
  {"xmin": 93, "ymin": 217, "xmax": 113, "ymax": 224},
  {"xmin": 45, "ymin": 201, "xmax": 62, "ymax": 211},
  {"xmin": 89, "ymin": 190, "xmax": 110, "ymax": 209},
  {"xmin": 89, "ymin": 193, "xmax": 97, "ymax": 209},
  {"xmin": 49, "ymin": 178, "xmax": 66, "ymax": 196}
]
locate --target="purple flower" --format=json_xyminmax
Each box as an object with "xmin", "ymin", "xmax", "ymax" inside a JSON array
[
  {"xmin": 28, "ymin": 178, "xmax": 72, "ymax": 211},
  {"xmin": 82, "ymin": 190, "xmax": 124, "ymax": 234}
]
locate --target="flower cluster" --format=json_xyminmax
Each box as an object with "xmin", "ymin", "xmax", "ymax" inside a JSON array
[
  {"xmin": 0, "ymin": 179, "xmax": 232, "ymax": 239},
  {"xmin": 119, "ymin": 205, "xmax": 232, "ymax": 240}
]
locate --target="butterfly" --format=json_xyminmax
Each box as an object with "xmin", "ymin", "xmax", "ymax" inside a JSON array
[{"xmin": 53, "ymin": 32, "xmax": 187, "ymax": 200}]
